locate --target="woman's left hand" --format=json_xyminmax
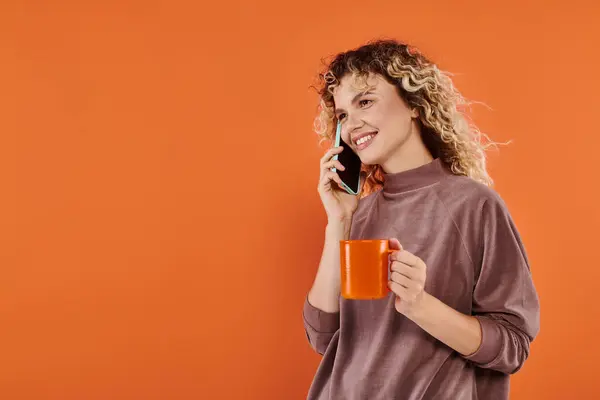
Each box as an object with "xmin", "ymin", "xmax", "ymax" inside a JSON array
[{"xmin": 388, "ymin": 238, "xmax": 427, "ymax": 317}]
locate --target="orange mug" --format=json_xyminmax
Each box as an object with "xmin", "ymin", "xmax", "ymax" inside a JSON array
[{"xmin": 340, "ymin": 239, "xmax": 394, "ymax": 300}]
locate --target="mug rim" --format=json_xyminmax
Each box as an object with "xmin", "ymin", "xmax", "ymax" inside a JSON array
[{"xmin": 339, "ymin": 239, "xmax": 388, "ymax": 243}]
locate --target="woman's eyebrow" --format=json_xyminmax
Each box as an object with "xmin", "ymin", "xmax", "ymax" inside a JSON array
[{"xmin": 335, "ymin": 89, "xmax": 376, "ymax": 114}]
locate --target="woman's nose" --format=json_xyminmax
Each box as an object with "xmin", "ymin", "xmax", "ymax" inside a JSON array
[{"xmin": 344, "ymin": 114, "xmax": 363, "ymax": 135}]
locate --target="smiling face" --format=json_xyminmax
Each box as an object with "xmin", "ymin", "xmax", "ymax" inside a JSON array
[{"xmin": 332, "ymin": 73, "xmax": 423, "ymax": 171}]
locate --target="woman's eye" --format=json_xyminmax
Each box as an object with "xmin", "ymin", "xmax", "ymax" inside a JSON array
[{"xmin": 336, "ymin": 101, "xmax": 371, "ymax": 121}]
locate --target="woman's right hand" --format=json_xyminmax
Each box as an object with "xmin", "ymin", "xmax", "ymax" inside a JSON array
[{"xmin": 318, "ymin": 146, "xmax": 362, "ymax": 223}]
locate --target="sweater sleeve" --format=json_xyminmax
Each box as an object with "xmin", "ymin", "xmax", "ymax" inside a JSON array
[
  {"xmin": 462, "ymin": 196, "xmax": 540, "ymax": 374},
  {"xmin": 302, "ymin": 296, "xmax": 340, "ymax": 355}
]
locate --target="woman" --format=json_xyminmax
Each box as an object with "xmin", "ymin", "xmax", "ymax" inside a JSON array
[{"xmin": 302, "ymin": 39, "xmax": 540, "ymax": 400}]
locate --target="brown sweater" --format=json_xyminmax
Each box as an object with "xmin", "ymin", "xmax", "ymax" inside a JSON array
[{"xmin": 303, "ymin": 158, "xmax": 540, "ymax": 400}]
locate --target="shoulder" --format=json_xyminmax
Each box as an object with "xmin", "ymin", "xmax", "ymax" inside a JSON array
[
  {"xmin": 435, "ymin": 174, "xmax": 523, "ymax": 258},
  {"xmin": 434, "ymin": 173, "xmax": 509, "ymax": 217},
  {"xmin": 435, "ymin": 175, "xmax": 525, "ymax": 271}
]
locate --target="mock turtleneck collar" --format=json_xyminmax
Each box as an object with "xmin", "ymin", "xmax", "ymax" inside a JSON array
[{"xmin": 382, "ymin": 158, "xmax": 451, "ymax": 194}]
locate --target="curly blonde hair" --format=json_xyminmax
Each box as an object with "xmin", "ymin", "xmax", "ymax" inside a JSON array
[{"xmin": 313, "ymin": 39, "xmax": 500, "ymax": 195}]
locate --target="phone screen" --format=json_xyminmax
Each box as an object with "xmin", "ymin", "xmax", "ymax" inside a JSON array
[{"xmin": 333, "ymin": 121, "xmax": 362, "ymax": 194}]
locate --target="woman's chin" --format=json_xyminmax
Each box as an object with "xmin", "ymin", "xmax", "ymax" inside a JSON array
[{"xmin": 358, "ymin": 149, "xmax": 383, "ymax": 167}]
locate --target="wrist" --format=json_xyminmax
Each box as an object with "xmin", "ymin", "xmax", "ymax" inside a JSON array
[
  {"xmin": 404, "ymin": 291, "xmax": 433, "ymax": 323},
  {"xmin": 326, "ymin": 219, "xmax": 352, "ymax": 238},
  {"xmin": 327, "ymin": 215, "xmax": 353, "ymax": 226}
]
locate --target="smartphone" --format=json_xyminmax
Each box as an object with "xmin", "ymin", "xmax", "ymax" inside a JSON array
[{"xmin": 331, "ymin": 120, "xmax": 362, "ymax": 195}]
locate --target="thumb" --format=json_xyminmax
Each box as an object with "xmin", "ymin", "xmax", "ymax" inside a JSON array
[{"xmin": 389, "ymin": 238, "xmax": 403, "ymax": 251}]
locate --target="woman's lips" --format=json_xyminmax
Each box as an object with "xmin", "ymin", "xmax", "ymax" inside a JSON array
[{"xmin": 354, "ymin": 132, "xmax": 377, "ymax": 151}]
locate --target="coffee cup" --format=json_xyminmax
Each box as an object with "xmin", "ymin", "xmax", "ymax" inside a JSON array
[{"xmin": 340, "ymin": 239, "xmax": 394, "ymax": 300}]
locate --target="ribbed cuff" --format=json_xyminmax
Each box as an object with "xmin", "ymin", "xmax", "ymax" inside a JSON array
[
  {"xmin": 463, "ymin": 316, "xmax": 503, "ymax": 366},
  {"xmin": 302, "ymin": 296, "xmax": 340, "ymax": 333}
]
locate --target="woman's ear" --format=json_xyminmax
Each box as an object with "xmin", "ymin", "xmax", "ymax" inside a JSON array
[{"xmin": 411, "ymin": 108, "xmax": 419, "ymax": 118}]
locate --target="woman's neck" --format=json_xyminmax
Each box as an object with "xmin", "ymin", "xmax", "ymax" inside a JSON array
[{"xmin": 380, "ymin": 121, "xmax": 434, "ymax": 174}]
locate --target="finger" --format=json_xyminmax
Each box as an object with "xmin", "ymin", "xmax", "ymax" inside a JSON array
[
  {"xmin": 390, "ymin": 271, "xmax": 411, "ymax": 288},
  {"xmin": 391, "ymin": 250, "xmax": 424, "ymax": 269},
  {"xmin": 320, "ymin": 146, "xmax": 344, "ymax": 165},
  {"xmin": 388, "ymin": 238, "xmax": 403, "ymax": 252},
  {"xmin": 390, "ymin": 261, "xmax": 416, "ymax": 279},
  {"xmin": 322, "ymin": 159, "xmax": 345, "ymax": 172},
  {"xmin": 392, "ymin": 271, "xmax": 425, "ymax": 295},
  {"xmin": 319, "ymin": 170, "xmax": 343, "ymax": 189},
  {"xmin": 389, "ymin": 281, "xmax": 420, "ymax": 303},
  {"xmin": 388, "ymin": 281, "xmax": 409, "ymax": 298}
]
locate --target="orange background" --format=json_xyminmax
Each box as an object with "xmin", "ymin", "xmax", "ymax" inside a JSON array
[{"xmin": 1, "ymin": 1, "xmax": 598, "ymax": 399}]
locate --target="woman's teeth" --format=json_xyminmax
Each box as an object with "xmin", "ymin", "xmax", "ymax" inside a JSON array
[{"xmin": 356, "ymin": 134, "xmax": 375, "ymax": 145}]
